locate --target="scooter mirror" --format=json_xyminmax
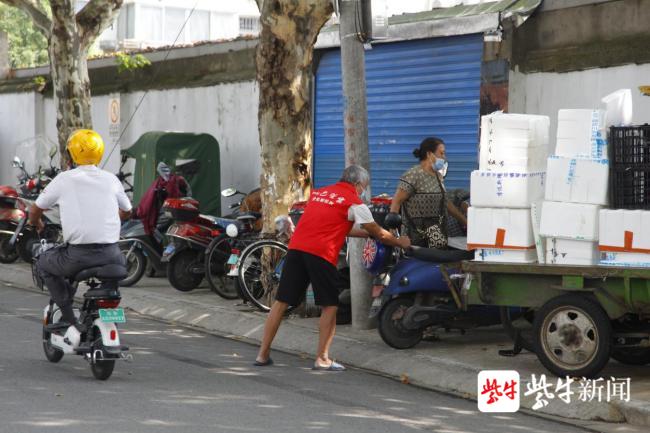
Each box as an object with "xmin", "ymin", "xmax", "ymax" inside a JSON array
[
  {"xmin": 221, "ymin": 188, "xmax": 237, "ymax": 197},
  {"xmin": 12, "ymin": 156, "xmax": 21, "ymax": 167},
  {"xmin": 48, "ymin": 146, "xmax": 57, "ymax": 159}
]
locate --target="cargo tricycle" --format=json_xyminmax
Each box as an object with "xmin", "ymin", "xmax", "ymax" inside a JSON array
[{"xmin": 462, "ymin": 261, "xmax": 650, "ymax": 378}]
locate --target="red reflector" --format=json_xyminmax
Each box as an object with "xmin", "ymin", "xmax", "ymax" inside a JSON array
[
  {"xmin": 27, "ymin": 179, "xmax": 37, "ymax": 190},
  {"xmin": 232, "ymin": 249, "xmax": 240, "ymax": 255},
  {"xmin": 110, "ymin": 330, "xmax": 117, "ymax": 341},
  {"xmin": 97, "ymin": 299, "xmax": 121, "ymax": 308}
]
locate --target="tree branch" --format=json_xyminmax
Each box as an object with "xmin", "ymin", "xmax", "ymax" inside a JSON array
[
  {"xmin": 0, "ymin": 0, "xmax": 51, "ymax": 37},
  {"xmin": 255, "ymin": 0, "xmax": 263, "ymax": 12},
  {"xmin": 76, "ymin": 0, "xmax": 123, "ymax": 49}
]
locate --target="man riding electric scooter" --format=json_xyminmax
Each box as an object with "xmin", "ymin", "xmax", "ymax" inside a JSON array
[{"xmin": 30, "ymin": 129, "xmax": 132, "ymax": 339}]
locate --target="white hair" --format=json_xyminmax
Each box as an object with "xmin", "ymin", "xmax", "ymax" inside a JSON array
[{"xmin": 340, "ymin": 165, "xmax": 369, "ymax": 186}]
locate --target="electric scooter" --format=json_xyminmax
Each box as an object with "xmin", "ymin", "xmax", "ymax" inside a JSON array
[{"xmin": 34, "ymin": 241, "xmax": 132, "ymax": 381}]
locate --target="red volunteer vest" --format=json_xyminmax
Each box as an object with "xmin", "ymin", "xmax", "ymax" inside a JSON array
[{"xmin": 289, "ymin": 182, "xmax": 363, "ymax": 266}]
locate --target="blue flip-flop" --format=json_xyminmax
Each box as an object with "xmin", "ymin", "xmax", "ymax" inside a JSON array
[
  {"xmin": 253, "ymin": 357, "xmax": 273, "ymax": 367},
  {"xmin": 312, "ymin": 361, "xmax": 346, "ymax": 371}
]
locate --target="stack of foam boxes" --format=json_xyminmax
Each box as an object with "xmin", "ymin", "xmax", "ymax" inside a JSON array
[
  {"xmin": 467, "ymin": 112, "xmax": 550, "ymax": 263},
  {"xmin": 599, "ymin": 211, "xmax": 650, "ymax": 266},
  {"xmin": 538, "ymin": 109, "xmax": 609, "ymax": 265}
]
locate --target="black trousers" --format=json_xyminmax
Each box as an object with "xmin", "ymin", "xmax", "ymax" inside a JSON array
[{"xmin": 37, "ymin": 243, "xmax": 124, "ymax": 323}]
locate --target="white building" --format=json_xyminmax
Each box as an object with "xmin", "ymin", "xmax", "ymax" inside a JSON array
[{"xmin": 76, "ymin": 0, "xmax": 261, "ymax": 51}]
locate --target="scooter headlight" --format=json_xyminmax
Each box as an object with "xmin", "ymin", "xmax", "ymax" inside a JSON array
[{"xmin": 226, "ymin": 223, "xmax": 238, "ymax": 238}]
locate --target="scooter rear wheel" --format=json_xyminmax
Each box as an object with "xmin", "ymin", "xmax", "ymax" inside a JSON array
[
  {"xmin": 378, "ymin": 297, "xmax": 423, "ymax": 350},
  {"xmin": 168, "ymin": 249, "xmax": 203, "ymax": 292},
  {"xmin": 42, "ymin": 328, "xmax": 64, "ymax": 363}
]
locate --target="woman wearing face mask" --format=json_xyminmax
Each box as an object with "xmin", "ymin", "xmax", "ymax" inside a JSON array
[{"xmin": 387, "ymin": 137, "xmax": 467, "ymax": 248}]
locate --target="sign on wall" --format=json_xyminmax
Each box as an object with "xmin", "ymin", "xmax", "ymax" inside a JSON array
[{"xmin": 108, "ymin": 95, "xmax": 120, "ymax": 141}]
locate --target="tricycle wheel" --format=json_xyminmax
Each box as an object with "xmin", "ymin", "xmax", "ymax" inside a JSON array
[
  {"xmin": 500, "ymin": 307, "xmax": 535, "ymax": 353},
  {"xmin": 533, "ymin": 294, "xmax": 611, "ymax": 378},
  {"xmin": 378, "ymin": 297, "xmax": 423, "ymax": 349},
  {"xmin": 611, "ymin": 348, "xmax": 650, "ymax": 365}
]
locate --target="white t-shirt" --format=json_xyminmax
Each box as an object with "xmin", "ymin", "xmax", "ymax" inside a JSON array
[
  {"xmin": 35, "ymin": 165, "xmax": 132, "ymax": 244},
  {"xmin": 348, "ymin": 203, "xmax": 374, "ymax": 224}
]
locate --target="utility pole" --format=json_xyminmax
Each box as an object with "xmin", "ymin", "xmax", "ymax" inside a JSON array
[{"xmin": 339, "ymin": 0, "xmax": 373, "ymax": 330}]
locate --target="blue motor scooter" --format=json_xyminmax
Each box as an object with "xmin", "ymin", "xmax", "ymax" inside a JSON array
[{"xmin": 364, "ymin": 225, "xmax": 527, "ymax": 350}]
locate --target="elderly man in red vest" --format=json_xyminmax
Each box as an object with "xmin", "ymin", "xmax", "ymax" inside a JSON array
[{"xmin": 255, "ymin": 165, "xmax": 410, "ymax": 371}]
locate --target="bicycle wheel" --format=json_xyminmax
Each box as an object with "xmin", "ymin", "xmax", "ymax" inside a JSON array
[
  {"xmin": 205, "ymin": 234, "xmax": 239, "ymax": 300},
  {"xmin": 238, "ymin": 239, "xmax": 288, "ymax": 312}
]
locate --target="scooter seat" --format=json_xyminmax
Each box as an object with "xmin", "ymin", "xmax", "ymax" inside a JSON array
[
  {"xmin": 74, "ymin": 264, "xmax": 128, "ymax": 282},
  {"xmin": 408, "ymin": 246, "xmax": 475, "ymax": 263},
  {"xmin": 83, "ymin": 288, "xmax": 120, "ymax": 299}
]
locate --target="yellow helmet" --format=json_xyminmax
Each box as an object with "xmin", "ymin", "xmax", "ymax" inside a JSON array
[{"xmin": 67, "ymin": 129, "xmax": 105, "ymax": 166}]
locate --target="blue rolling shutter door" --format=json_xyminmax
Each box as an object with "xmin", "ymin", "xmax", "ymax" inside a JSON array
[{"xmin": 313, "ymin": 34, "xmax": 482, "ymax": 193}]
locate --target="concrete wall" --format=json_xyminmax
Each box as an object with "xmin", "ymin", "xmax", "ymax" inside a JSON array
[
  {"xmin": 509, "ymin": 63, "xmax": 650, "ymax": 153},
  {"xmin": 0, "ymin": 81, "xmax": 260, "ymax": 212},
  {"xmin": 0, "ymin": 93, "xmax": 39, "ymax": 185}
]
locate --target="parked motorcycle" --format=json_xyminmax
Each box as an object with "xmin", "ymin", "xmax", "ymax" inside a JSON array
[
  {"xmin": 161, "ymin": 197, "xmax": 224, "ymax": 291},
  {"xmin": 0, "ymin": 185, "xmax": 25, "ymax": 263},
  {"xmin": 117, "ymin": 157, "xmax": 195, "ymax": 287},
  {"xmin": 362, "ymin": 211, "xmax": 531, "ymax": 349},
  {"xmin": 118, "ymin": 213, "xmax": 171, "ymax": 287},
  {"xmin": 7, "ymin": 144, "xmax": 62, "ymax": 262}
]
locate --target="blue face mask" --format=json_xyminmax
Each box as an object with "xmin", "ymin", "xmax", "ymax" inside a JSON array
[{"xmin": 433, "ymin": 158, "xmax": 446, "ymax": 172}]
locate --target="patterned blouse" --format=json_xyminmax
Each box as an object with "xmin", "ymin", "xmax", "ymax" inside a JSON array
[{"xmin": 397, "ymin": 165, "xmax": 447, "ymax": 247}]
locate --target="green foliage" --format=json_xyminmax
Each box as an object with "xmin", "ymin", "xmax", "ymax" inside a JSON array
[
  {"xmin": 33, "ymin": 75, "xmax": 46, "ymax": 86},
  {"xmin": 115, "ymin": 52, "xmax": 151, "ymax": 74},
  {"xmin": 0, "ymin": 3, "xmax": 49, "ymax": 69}
]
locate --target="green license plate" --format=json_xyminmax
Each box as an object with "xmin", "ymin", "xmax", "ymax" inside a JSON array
[{"xmin": 99, "ymin": 308, "xmax": 126, "ymax": 323}]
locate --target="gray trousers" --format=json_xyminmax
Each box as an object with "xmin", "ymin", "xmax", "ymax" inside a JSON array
[{"xmin": 37, "ymin": 243, "xmax": 124, "ymax": 323}]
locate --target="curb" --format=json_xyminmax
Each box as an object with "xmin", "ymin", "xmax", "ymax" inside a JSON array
[{"xmin": 2, "ymin": 262, "xmax": 649, "ymax": 430}]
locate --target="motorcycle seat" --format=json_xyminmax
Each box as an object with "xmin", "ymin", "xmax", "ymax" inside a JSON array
[
  {"xmin": 199, "ymin": 214, "xmax": 236, "ymax": 227},
  {"xmin": 74, "ymin": 264, "xmax": 128, "ymax": 282},
  {"xmin": 83, "ymin": 287, "xmax": 120, "ymax": 299},
  {"xmin": 408, "ymin": 246, "xmax": 475, "ymax": 263}
]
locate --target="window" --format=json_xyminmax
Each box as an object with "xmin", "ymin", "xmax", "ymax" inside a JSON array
[
  {"xmin": 140, "ymin": 6, "xmax": 163, "ymax": 42},
  {"xmin": 239, "ymin": 16, "xmax": 259, "ymax": 34},
  {"xmin": 189, "ymin": 10, "xmax": 210, "ymax": 41},
  {"xmin": 165, "ymin": 7, "xmax": 186, "ymax": 43}
]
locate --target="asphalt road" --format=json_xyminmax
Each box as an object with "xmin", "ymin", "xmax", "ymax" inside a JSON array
[{"xmin": 0, "ymin": 283, "xmax": 591, "ymax": 433}]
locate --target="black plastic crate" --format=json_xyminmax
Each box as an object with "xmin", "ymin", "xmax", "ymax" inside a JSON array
[
  {"xmin": 610, "ymin": 166, "xmax": 650, "ymax": 210},
  {"xmin": 610, "ymin": 125, "xmax": 650, "ymax": 166}
]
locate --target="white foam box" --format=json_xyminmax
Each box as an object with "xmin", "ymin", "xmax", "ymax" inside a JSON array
[
  {"xmin": 474, "ymin": 248, "xmax": 537, "ymax": 263},
  {"xmin": 530, "ymin": 201, "xmax": 545, "ymax": 264},
  {"xmin": 601, "ymin": 252, "xmax": 650, "ymax": 267},
  {"xmin": 544, "ymin": 156, "xmax": 609, "ymax": 205},
  {"xmin": 467, "ymin": 207, "xmax": 535, "ymax": 250},
  {"xmin": 555, "ymin": 109, "xmax": 608, "ymax": 159},
  {"xmin": 479, "ymin": 112, "xmax": 550, "ymax": 172},
  {"xmin": 539, "ymin": 201, "xmax": 601, "ymax": 241},
  {"xmin": 546, "ymin": 238, "xmax": 600, "ymax": 265},
  {"xmin": 599, "ymin": 209, "xmax": 650, "ymax": 253},
  {"xmin": 470, "ymin": 171, "xmax": 545, "ymax": 208}
]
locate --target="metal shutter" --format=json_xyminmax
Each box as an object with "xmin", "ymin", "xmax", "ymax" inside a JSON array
[{"xmin": 313, "ymin": 34, "xmax": 483, "ymax": 193}]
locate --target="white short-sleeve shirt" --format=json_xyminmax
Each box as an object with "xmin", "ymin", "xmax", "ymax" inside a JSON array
[
  {"xmin": 35, "ymin": 165, "xmax": 132, "ymax": 245},
  {"xmin": 348, "ymin": 203, "xmax": 374, "ymax": 225}
]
